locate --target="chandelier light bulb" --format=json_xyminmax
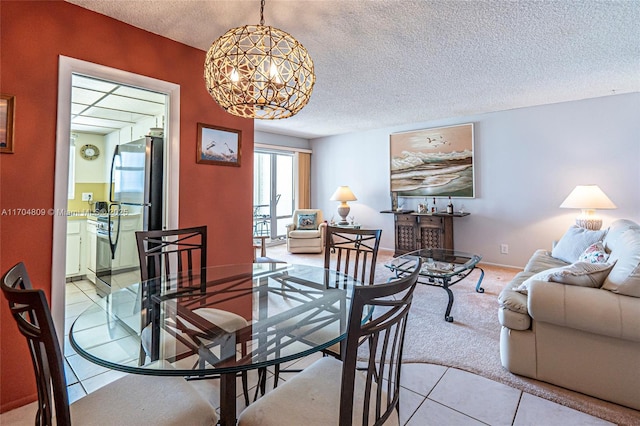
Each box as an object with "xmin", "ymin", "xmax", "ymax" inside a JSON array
[
  {"xmin": 230, "ymin": 68, "xmax": 240, "ymax": 83},
  {"xmin": 269, "ymin": 62, "xmax": 282, "ymax": 84}
]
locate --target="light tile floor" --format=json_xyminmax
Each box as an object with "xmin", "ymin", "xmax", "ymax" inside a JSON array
[{"xmin": 1, "ymin": 278, "xmax": 615, "ymax": 426}]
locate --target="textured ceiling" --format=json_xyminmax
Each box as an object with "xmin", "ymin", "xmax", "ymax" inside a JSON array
[{"xmin": 65, "ymin": 0, "xmax": 640, "ymax": 139}]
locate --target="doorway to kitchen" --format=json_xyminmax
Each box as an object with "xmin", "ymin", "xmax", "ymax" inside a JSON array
[
  {"xmin": 52, "ymin": 56, "xmax": 180, "ymax": 345},
  {"xmin": 66, "ymin": 74, "xmax": 167, "ymax": 299}
]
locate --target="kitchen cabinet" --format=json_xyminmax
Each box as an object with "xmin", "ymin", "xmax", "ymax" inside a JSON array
[
  {"xmin": 65, "ymin": 220, "xmax": 83, "ymax": 278},
  {"xmin": 113, "ymin": 216, "xmax": 141, "ymax": 270},
  {"xmin": 382, "ymin": 211, "xmax": 470, "ymax": 256},
  {"xmin": 86, "ymin": 219, "xmax": 97, "ymax": 283}
]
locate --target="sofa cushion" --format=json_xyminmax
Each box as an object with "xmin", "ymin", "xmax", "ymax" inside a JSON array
[
  {"xmin": 515, "ymin": 262, "xmax": 614, "ymax": 294},
  {"xmin": 498, "ymin": 271, "xmax": 535, "ymax": 315},
  {"xmin": 577, "ymin": 241, "xmax": 609, "ymax": 264},
  {"xmin": 297, "ymin": 213, "xmax": 317, "ymax": 230},
  {"xmin": 528, "ymin": 280, "xmax": 640, "ymax": 342},
  {"xmin": 551, "ymin": 226, "xmax": 607, "ymax": 264},
  {"xmin": 601, "ymin": 219, "xmax": 640, "ymax": 297},
  {"xmin": 289, "ymin": 229, "xmax": 322, "ymax": 239},
  {"xmin": 523, "ymin": 249, "xmax": 568, "ymax": 273}
]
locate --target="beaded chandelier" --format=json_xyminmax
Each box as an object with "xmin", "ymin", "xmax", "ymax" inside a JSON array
[{"xmin": 204, "ymin": 0, "xmax": 315, "ymax": 120}]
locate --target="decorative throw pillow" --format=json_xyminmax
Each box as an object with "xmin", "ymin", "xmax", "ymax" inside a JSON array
[
  {"xmin": 547, "ymin": 262, "xmax": 614, "ymax": 287},
  {"xmin": 297, "ymin": 213, "xmax": 317, "ymax": 230},
  {"xmin": 514, "ymin": 262, "xmax": 614, "ymax": 294},
  {"xmin": 578, "ymin": 241, "xmax": 610, "ymax": 264},
  {"xmin": 551, "ymin": 226, "xmax": 607, "ymax": 263},
  {"xmin": 514, "ymin": 271, "xmax": 548, "ymax": 295}
]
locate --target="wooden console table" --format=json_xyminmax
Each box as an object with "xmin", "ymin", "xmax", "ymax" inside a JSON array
[{"xmin": 381, "ymin": 210, "xmax": 470, "ymax": 256}]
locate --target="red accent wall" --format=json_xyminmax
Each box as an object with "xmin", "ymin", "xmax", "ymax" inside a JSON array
[{"xmin": 0, "ymin": 1, "xmax": 253, "ymax": 411}]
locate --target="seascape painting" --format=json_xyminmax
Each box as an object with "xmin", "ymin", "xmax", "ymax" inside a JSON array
[{"xmin": 390, "ymin": 123, "xmax": 474, "ymax": 197}]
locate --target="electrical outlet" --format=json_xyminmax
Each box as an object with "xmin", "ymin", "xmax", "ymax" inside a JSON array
[
  {"xmin": 501, "ymin": 244, "xmax": 509, "ymax": 254},
  {"xmin": 81, "ymin": 192, "xmax": 93, "ymax": 201}
]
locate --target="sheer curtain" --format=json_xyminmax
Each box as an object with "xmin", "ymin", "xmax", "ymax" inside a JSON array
[{"xmin": 296, "ymin": 152, "xmax": 311, "ymax": 209}]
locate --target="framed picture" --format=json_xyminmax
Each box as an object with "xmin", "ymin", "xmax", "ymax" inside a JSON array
[
  {"xmin": 1, "ymin": 94, "xmax": 16, "ymax": 154},
  {"xmin": 196, "ymin": 123, "xmax": 241, "ymax": 167},
  {"xmin": 390, "ymin": 123, "xmax": 475, "ymax": 198}
]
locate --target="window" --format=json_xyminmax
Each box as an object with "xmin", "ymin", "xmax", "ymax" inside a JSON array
[{"xmin": 253, "ymin": 150, "xmax": 294, "ymax": 239}]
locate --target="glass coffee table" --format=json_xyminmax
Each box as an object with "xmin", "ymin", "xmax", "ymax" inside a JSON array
[{"xmin": 386, "ymin": 248, "xmax": 484, "ymax": 322}]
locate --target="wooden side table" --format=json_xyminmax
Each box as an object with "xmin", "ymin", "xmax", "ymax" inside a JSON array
[
  {"xmin": 253, "ymin": 235, "xmax": 268, "ymax": 258},
  {"xmin": 381, "ymin": 210, "xmax": 470, "ymax": 256}
]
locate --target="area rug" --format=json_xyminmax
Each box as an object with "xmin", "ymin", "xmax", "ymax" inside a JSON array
[{"xmin": 266, "ymin": 243, "xmax": 640, "ymax": 425}]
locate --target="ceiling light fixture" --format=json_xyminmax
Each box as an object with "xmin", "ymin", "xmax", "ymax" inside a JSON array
[{"xmin": 204, "ymin": 0, "xmax": 315, "ymax": 120}]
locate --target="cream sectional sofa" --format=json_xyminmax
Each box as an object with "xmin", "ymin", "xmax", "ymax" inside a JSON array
[{"xmin": 498, "ymin": 219, "xmax": 640, "ymax": 410}]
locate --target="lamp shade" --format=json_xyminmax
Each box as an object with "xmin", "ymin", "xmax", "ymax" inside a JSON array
[
  {"xmin": 560, "ymin": 185, "xmax": 616, "ymax": 209},
  {"xmin": 330, "ymin": 186, "xmax": 357, "ymax": 202}
]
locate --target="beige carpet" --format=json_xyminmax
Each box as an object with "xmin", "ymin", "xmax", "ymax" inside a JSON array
[{"xmin": 265, "ymin": 242, "xmax": 640, "ymax": 425}]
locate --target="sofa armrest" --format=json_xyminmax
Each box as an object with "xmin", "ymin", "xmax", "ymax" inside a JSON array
[
  {"xmin": 318, "ymin": 222, "xmax": 327, "ymax": 244},
  {"xmin": 285, "ymin": 223, "xmax": 295, "ymax": 237},
  {"xmin": 528, "ymin": 280, "xmax": 640, "ymax": 342}
]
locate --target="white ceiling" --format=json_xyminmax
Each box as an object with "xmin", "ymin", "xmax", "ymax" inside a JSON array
[
  {"xmin": 66, "ymin": 0, "xmax": 640, "ymax": 139},
  {"xmin": 71, "ymin": 75, "xmax": 166, "ymax": 134}
]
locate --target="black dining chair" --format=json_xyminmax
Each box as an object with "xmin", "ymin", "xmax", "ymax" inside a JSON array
[
  {"xmin": 1, "ymin": 262, "xmax": 218, "ymax": 426},
  {"xmin": 271, "ymin": 226, "xmax": 383, "ymax": 386},
  {"xmin": 325, "ymin": 226, "xmax": 383, "ymax": 287},
  {"xmin": 135, "ymin": 226, "xmax": 254, "ymax": 405},
  {"xmin": 238, "ymin": 258, "xmax": 422, "ymax": 426}
]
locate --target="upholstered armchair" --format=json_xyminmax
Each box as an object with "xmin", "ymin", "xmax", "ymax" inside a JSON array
[{"xmin": 286, "ymin": 209, "xmax": 326, "ymax": 253}]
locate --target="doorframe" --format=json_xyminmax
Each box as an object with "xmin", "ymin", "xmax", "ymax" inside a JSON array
[{"xmin": 52, "ymin": 55, "xmax": 180, "ymax": 341}]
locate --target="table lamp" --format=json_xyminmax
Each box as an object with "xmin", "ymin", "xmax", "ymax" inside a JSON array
[
  {"xmin": 559, "ymin": 185, "xmax": 616, "ymax": 230},
  {"xmin": 330, "ymin": 186, "xmax": 357, "ymax": 225}
]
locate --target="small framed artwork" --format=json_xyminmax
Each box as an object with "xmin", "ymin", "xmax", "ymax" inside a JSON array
[
  {"xmin": 197, "ymin": 123, "xmax": 241, "ymax": 167},
  {"xmin": 1, "ymin": 94, "xmax": 16, "ymax": 154}
]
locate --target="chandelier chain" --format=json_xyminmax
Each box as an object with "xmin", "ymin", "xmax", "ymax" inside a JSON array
[{"xmin": 260, "ymin": 0, "xmax": 265, "ymax": 26}]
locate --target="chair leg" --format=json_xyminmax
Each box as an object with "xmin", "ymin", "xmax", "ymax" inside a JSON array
[
  {"xmin": 252, "ymin": 367, "xmax": 265, "ymax": 402},
  {"xmin": 273, "ymin": 364, "xmax": 280, "ymax": 388},
  {"xmin": 138, "ymin": 345, "xmax": 146, "ymax": 366},
  {"xmin": 241, "ymin": 371, "xmax": 250, "ymax": 406}
]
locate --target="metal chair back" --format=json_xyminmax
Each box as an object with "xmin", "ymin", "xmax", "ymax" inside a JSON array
[
  {"xmin": 339, "ymin": 258, "xmax": 421, "ymax": 425},
  {"xmin": 135, "ymin": 225, "xmax": 207, "ymax": 289},
  {"xmin": 324, "ymin": 226, "xmax": 382, "ymax": 286},
  {"xmin": 1, "ymin": 262, "xmax": 71, "ymax": 425}
]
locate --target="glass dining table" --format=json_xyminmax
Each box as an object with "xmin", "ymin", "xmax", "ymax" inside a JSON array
[{"xmin": 69, "ymin": 262, "xmax": 362, "ymax": 426}]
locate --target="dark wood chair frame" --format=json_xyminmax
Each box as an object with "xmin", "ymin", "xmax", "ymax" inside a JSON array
[
  {"xmin": 135, "ymin": 226, "xmax": 251, "ymax": 405},
  {"xmin": 324, "ymin": 226, "xmax": 383, "ymax": 287},
  {"xmin": 2, "ymin": 262, "xmax": 74, "ymax": 425},
  {"xmin": 135, "ymin": 226, "xmax": 209, "ymax": 363},
  {"xmin": 338, "ymin": 258, "xmax": 421, "ymax": 425},
  {"xmin": 272, "ymin": 226, "xmax": 383, "ymax": 387},
  {"xmin": 239, "ymin": 259, "xmax": 421, "ymax": 426}
]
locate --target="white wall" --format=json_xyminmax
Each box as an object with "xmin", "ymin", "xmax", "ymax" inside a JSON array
[
  {"xmin": 310, "ymin": 93, "xmax": 640, "ymax": 267},
  {"xmin": 255, "ymin": 130, "xmax": 311, "ymax": 150},
  {"xmin": 74, "ymin": 133, "xmax": 106, "ymax": 183}
]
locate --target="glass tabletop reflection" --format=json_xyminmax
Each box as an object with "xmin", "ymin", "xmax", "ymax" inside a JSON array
[{"xmin": 69, "ymin": 263, "xmax": 360, "ymax": 377}]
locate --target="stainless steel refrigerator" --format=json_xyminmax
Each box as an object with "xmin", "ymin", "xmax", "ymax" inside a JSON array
[{"xmin": 95, "ymin": 136, "xmax": 164, "ymax": 297}]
